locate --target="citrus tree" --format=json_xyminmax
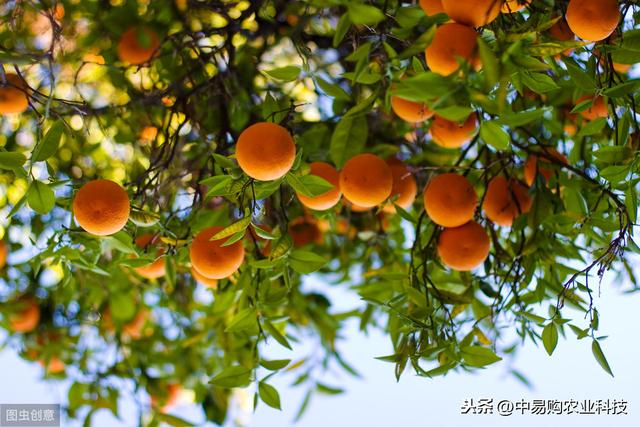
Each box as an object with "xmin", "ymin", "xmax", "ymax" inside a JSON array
[{"xmin": 1, "ymin": 0, "xmax": 639, "ymax": 425}]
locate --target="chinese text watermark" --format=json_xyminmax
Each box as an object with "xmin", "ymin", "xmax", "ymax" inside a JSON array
[
  {"xmin": 0, "ymin": 404, "xmax": 60, "ymax": 426},
  {"xmin": 460, "ymin": 398, "xmax": 628, "ymax": 416}
]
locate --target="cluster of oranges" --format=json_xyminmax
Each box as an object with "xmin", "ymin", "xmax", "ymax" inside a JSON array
[{"xmin": 66, "ymin": 114, "xmax": 569, "ymax": 278}]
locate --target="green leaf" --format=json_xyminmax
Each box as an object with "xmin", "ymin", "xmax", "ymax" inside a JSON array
[
  {"xmin": 260, "ymin": 359, "xmax": 291, "ymax": 371},
  {"xmin": 288, "ymin": 250, "xmax": 327, "ymax": 274},
  {"xmin": 564, "ymin": 61, "xmax": 596, "ymax": 91},
  {"xmin": 602, "ymin": 80, "xmax": 640, "ymax": 98},
  {"xmin": 33, "ymin": 120, "xmax": 64, "ymax": 162},
  {"xmin": 0, "ymin": 151, "xmax": 27, "ymax": 170},
  {"xmin": 329, "ymin": 116, "xmax": 368, "ymax": 168},
  {"xmin": 520, "ymin": 71, "xmax": 559, "ymax": 93},
  {"xmin": 480, "ymin": 121, "xmax": 510, "ymax": 150},
  {"xmin": 262, "ymin": 320, "xmax": 292, "ymax": 350},
  {"xmin": 347, "ymin": 4, "xmax": 385, "ymax": 26},
  {"xmin": 27, "ymin": 180, "xmax": 55, "ymax": 215},
  {"xmin": 108, "ymin": 292, "xmax": 136, "ymax": 321},
  {"xmin": 541, "ymin": 323, "xmax": 558, "ymax": 355},
  {"xmin": 209, "ymin": 366, "xmax": 253, "ymax": 388},
  {"xmin": 287, "ymin": 173, "xmax": 334, "ymax": 198},
  {"xmin": 262, "ymin": 66, "xmax": 300, "ymax": 82},
  {"xmin": 460, "ymin": 345, "xmax": 502, "ymax": 367},
  {"xmin": 333, "ymin": 14, "xmax": 351, "ymax": 47},
  {"xmin": 477, "ymin": 38, "xmax": 499, "ymax": 86},
  {"xmin": 495, "ymin": 109, "xmax": 545, "ymax": 127},
  {"xmin": 433, "ymin": 106, "xmax": 474, "ymax": 122},
  {"xmin": 155, "ymin": 414, "xmax": 195, "ymax": 427},
  {"xmin": 258, "ymin": 381, "xmax": 281, "ymax": 410},
  {"xmin": 316, "ymin": 78, "xmax": 350, "ymax": 101},
  {"xmin": 210, "ymin": 216, "xmax": 252, "ymax": 240},
  {"xmin": 591, "ymin": 339, "xmax": 614, "ymax": 377},
  {"xmin": 225, "ymin": 307, "xmax": 257, "ymax": 332}
]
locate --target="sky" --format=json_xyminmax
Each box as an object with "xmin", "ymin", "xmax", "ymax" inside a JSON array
[{"xmin": 1, "ymin": 270, "xmax": 638, "ymax": 427}]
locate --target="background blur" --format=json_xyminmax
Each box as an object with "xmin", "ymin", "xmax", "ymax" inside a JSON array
[{"xmin": 1, "ymin": 272, "xmax": 638, "ymax": 427}]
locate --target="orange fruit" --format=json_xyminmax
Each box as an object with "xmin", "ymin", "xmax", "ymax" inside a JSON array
[
  {"xmin": 190, "ymin": 226, "xmax": 245, "ymax": 279},
  {"xmin": 425, "ymin": 23, "xmax": 478, "ymax": 76},
  {"xmin": 482, "ymin": 176, "xmax": 532, "ymax": 226},
  {"xmin": 133, "ymin": 234, "xmax": 165, "ymax": 279},
  {"xmin": 419, "ymin": 0, "xmax": 445, "ymax": 15},
  {"xmin": 423, "ymin": 173, "xmax": 477, "ymax": 227},
  {"xmin": 296, "ymin": 162, "xmax": 342, "ymax": 211},
  {"xmin": 339, "ymin": 154, "xmax": 393, "ymax": 208},
  {"xmin": 549, "ymin": 17, "xmax": 575, "ymax": 42},
  {"xmin": 39, "ymin": 356, "xmax": 65, "ymax": 374},
  {"xmin": 349, "ymin": 202, "xmax": 374, "ymax": 212},
  {"xmin": 441, "ymin": 0, "xmax": 501, "ymax": 27},
  {"xmin": 501, "ymin": 0, "xmax": 529, "ymax": 13},
  {"xmin": 523, "ymin": 149, "xmax": 567, "ymax": 186},
  {"xmin": 437, "ymin": 221, "xmax": 490, "ymax": 271},
  {"xmin": 191, "ymin": 267, "xmax": 218, "ymax": 288},
  {"xmin": 390, "ymin": 96, "xmax": 434, "ymax": 123},
  {"xmin": 9, "ymin": 297, "xmax": 40, "ymax": 333},
  {"xmin": 430, "ymin": 113, "xmax": 478, "ymax": 148},
  {"xmin": 383, "ymin": 159, "xmax": 417, "ymax": 213},
  {"xmin": 0, "ymin": 73, "xmax": 28, "ymax": 115},
  {"xmin": 117, "ymin": 27, "xmax": 160, "ymax": 65},
  {"xmin": 0, "ymin": 240, "xmax": 7, "ymax": 269},
  {"xmin": 566, "ymin": 0, "xmax": 620, "ymax": 42},
  {"xmin": 73, "ymin": 179, "xmax": 130, "ymax": 236},
  {"xmin": 236, "ymin": 122, "xmax": 296, "ymax": 181},
  {"xmin": 139, "ymin": 126, "xmax": 158, "ymax": 144},
  {"xmin": 122, "ymin": 309, "xmax": 148, "ymax": 340},
  {"xmin": 151, "ymin": 383, "xmax": 182, "ymax": 413},
  {"xmin": 289, "ymin": 217, "xmax": 323, "ymax": 247},
  {"xmin": 577, "ymin": 95, "xmax": 608, "ymax": 121}
]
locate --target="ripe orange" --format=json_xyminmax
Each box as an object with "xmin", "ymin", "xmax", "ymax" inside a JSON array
[
  {"xmin": 236, "ymin": 122, "xmax": 296, "ymax": 181},
  {"xmin": 9, "ymin": 297, "xmax": 40, "ymax": 333},
  {"xmin": 0, "ymin": 240, "xmax": 7, "ymax": 269},
  {"xmin": 425, "ymin": 23, "xmax": 478, "ymax": 76},
  {"xmin": 190, "ymin": 226, "xmax": 245, "ymax": 279},
  {"xmin": 349, "ymin": 202, "xmax": 374, "ymax": 212},
  {"xmin": 133, "ymin": 234, "xmax": 165, "ymax": 279},
  {"xmin": 424, "ymin": 173, "xmax": 477, "ymax": 227},
  {"xmin": 501, "ymin": 0, "xmax": 529, "ymax": 13},
  {"xmin": 419, "ymin": 0, "xmax": 445, "ymax": 15},
  {"xmin": 437, "ymin": 221, "xmax": 490, "ymax": 271},
  {"xmin": 549, "ymin": 17, "xmax": 575, "ymax": 42},
  {"xmin": 566, "ymin": 0, "xmax": 620, "ymax": 42},
  {"xmin": 430, "ymin": 113, "xmax": 478, "ymax": 148},
  {"xmin": 340, "ymin": 153, "xmax": 393, "ymax": 208},
  {"xmin": 390, "ymin": 96, "xmax": 434, "ymax": 123},
  {"xmin": 441, "ymin": 0, "xmax": 501, "ymax": 27},
  {"xmin": 151, "ymin": 383, "xmax": 181, "ymax": 413},
  {"xmin": 383, "ymin": 158, "xmax": 417, "ymax": 213},
  {"xmin": 296, "ymin": 162, "xmax": 342, "ymax": 211},
  {"xmin": 523, "ymin": 149, "xmax": 567, "ymax": 186},
  {"xmin": 0, "ymin": 73, "xmax": 28, "ymax": 115},
  {"xmin": 577, "ymin": 95, "xmax": 608, "ymax": 121},
  {"xmin": 73, "ymin": 179, "xmax": 130, "ymax": 236},
  {"xmin": 122, "ymin": 309, "xmax": 148, "ymax": 340},
  {"xmin": 191, "ymin": 267, "xmax": 218, "ymax": 288},
  {"xmin": 139, "ymin": 126, "xmax": 158, "ymax": 144},
  {"xmin": 39, "ymin": 356, "xmax": 65, "ymax": 374},
  {"xmin": 482, "ymin": 176, "xmax": 532, "ymax": 226},
  {"xmin": 117, "ymin": 27, "xmax": 161, "ymax": 65},
  {"xmin": 289, "ymin": 217, "xmax": 323, "ymax": 247}
]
